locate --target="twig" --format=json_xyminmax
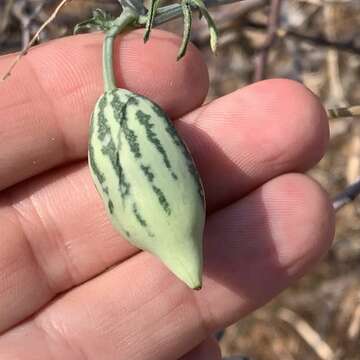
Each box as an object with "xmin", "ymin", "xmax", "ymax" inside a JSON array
[
  {"xmin": 348, "ymin": 302, "xmax": 360, "ymax": 340},
  {"xmin": 278, "ymin": 308, "xmax": 336, "ymax": 360},
  {"xmin": 345, "ymin": 123, "xmax": 360, "ymax": 184},
  {"xmin": 1, "ymin": 0, "xmax": 71, "ymax": 82},
  {"xmin": 206, "ymin": 0, "xmax": 246, "ymax": 5},
  {"xmin": 244, "ymin": 19, "xmax": 360, "ymax": 56},
  {"xmin": 253, "ymin": 0, "xmax": 282, "ymax": 81},
  {"xmin": 329, "ymin": 106, "xmax": 360, "ymax": 211},
  {"xmin": 299, "ymin": 0, "xmax": 356, "ymax": 4},
  {"xmin": 324, "ymin": 2, "xmax": 346, "ymax": 106},
  {"xmin": 12, "ymin": 0, "xmax": 47, "ymax": 50},
  {"xmin": 332, "ymin": 178, "xmax": 360, "ymax": 211},
  {"xmin": 327, "ymin": 106, "xmax": 360, "ymax": 119},
  {"xmin": 197, "ymin": 13, "xmax": 360, "ymax": 55}
]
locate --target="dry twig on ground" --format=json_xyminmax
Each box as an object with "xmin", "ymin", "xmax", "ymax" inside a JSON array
[
  {"xmin": 1, "ymin": 0, "xmax": 71, "ymax": 82},
  {"xmin": 332, "ymin": 178, "xmax": 360, "ymax": 211},
  {"xmin": 278, "ymin": 308, "xmax": 336, "ymax": 360},
  {"xmin": 253, "ymin": 0, "xmax": 283, "ymax": 81}
]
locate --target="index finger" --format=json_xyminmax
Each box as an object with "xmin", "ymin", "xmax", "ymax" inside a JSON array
[{"xmin": 0, "ymin": 29, "xmax": 209, "ymax": 190}]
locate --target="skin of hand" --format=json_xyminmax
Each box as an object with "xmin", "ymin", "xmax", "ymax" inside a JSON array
[{"xmin": 0, "ymin": 29, "xmax": 334, "ymax": 360}]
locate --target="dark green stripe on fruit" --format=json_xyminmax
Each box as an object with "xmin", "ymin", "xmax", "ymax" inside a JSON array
[
  {"xmin": 151, "ymin": 103, "xmax": 166, "ymax": 118},
  {"xmin": 116, "ymin": 154, "xmax": 131, "ymax": 199},
  {"xmin": 140, "ymin": 163, "xmax": 171, "ymax": 215},
  {"xmin": 111, "ymin": 94, "xmax": 142, "ymax": 159},
  {"xmin": 152, "ymin": 185, "xmax": 171, "ymax": 215},
  {"xmin": 132, "ymin": 203, "xmax": 147, "ymax": 227},
  {"xmin": 96, "ymin": 94, "xmax": 130, "ymax": 200},
  {"xmin": 136, "ymin": 109, "xmax": 178, "ymax": 180},
  {"xmin": 165, "ymin": 125, "xmax": 205, "ymax": 204},
  {"xmin": 89, "ymin": 111, "xmax": 108, "ymax": 194},
  {"xmin": 108, "ymin": 199, "xmax": 114, "ymax": 213},
  {"xmin": 88, "ymin": 142, "xmax": 104, "ymax": 185},
  {"xmin": 97, "ymin": 96, "xmax": 110, "ymax": 141},
  {"xmin": 141, "ymin": 164, "xmax": 154, "ymax": 182},
  {"xmin": 165, "ymin": 124, "xmax": 192, "ymax": 163}
]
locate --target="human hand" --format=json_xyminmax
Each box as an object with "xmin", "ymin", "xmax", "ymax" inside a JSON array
[{"xmin": 0, "ymin": 30, "xmax": 334, "ymax": 359}]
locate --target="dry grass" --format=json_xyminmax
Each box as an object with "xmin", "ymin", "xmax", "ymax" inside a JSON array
[{"xmin": 199, "ymin": 1, "xmax": 360, "ymax": 358}]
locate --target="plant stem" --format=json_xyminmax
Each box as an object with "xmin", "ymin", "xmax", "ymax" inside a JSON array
[
  {"xmin": 327, "ymin": 105, "xmax": 360, "ymax": 119},
  {"xmin": 103, "ymin": 8, "xmax": 137, "ymax": 92},
  {"xmin": 333, "ymin": 178, "xmax": 360, "ymax": 211}
]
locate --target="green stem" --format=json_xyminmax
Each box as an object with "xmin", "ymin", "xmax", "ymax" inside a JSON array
[{"xmin": 103, "ymin": 8, "xmax": 137, "ymax": 92}]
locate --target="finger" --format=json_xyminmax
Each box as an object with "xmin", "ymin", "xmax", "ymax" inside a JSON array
[
  {"xmin": 179, "ymin": 337, "xmax": 222, "ymax": 360},
  {"xmin": 0, "ymin": 174, "xmax": 334, "ymax": 359},
  {"xmin": 0, "ymin": 29, "xmax": 209, "ymax": 190},
  {"xmin": 177, "ymin": 79, "xmax": 329, "ymax": 211}
]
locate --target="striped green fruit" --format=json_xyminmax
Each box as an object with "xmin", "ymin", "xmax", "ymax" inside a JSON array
[{"xmin": 88, "ymin": 88, "xmax": 206, "ymax": 289}]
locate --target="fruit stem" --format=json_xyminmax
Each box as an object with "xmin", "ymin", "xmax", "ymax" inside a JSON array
[{"xmin": 103, "ymin": 8, "xmax": 137, "ymax": 92}]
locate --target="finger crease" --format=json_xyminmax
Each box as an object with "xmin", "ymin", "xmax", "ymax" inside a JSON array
[
  {"xmin": 8, "ymin": 203, "xmax": 56, "ymax": 296},
  {"xmin": 9, "ymin": 192, "xmax": 78, "ymax": 294},
  {"xmin": 33, "ymin": 314, "xmax": 90, "ymax": 360},
  {"xmin": 191, "ymin": 290, "xmax": 217, "ymax": 339}
]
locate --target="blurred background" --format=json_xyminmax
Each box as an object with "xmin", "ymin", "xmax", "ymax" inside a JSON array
[{"xmin": 0, "ymin": 0, "xmax": 359, "ymax": 359}]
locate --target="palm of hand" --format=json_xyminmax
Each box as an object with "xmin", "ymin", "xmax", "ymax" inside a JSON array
[{"xmin": 0, "ymin": 30, "xmax": 334, "ymax": 359}]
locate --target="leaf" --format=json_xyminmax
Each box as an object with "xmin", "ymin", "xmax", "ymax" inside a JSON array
[
  {"xmin": 144, "ymin": 0, "xmax": 161, "ymax": 42},
  {"xmin": 190, "ymin": 0, "xmax": 218, "ymax": 53},
  {"xmin": 73, "ymin": 8, "xmax": 114, "ymax": 34},
  {"xmin": 177, "ymin": 1, "xmax": 192, "ymax": 60},
  {"xmin": 74, "ymin": 19, "xmax": 95, "ymax": 34}
]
